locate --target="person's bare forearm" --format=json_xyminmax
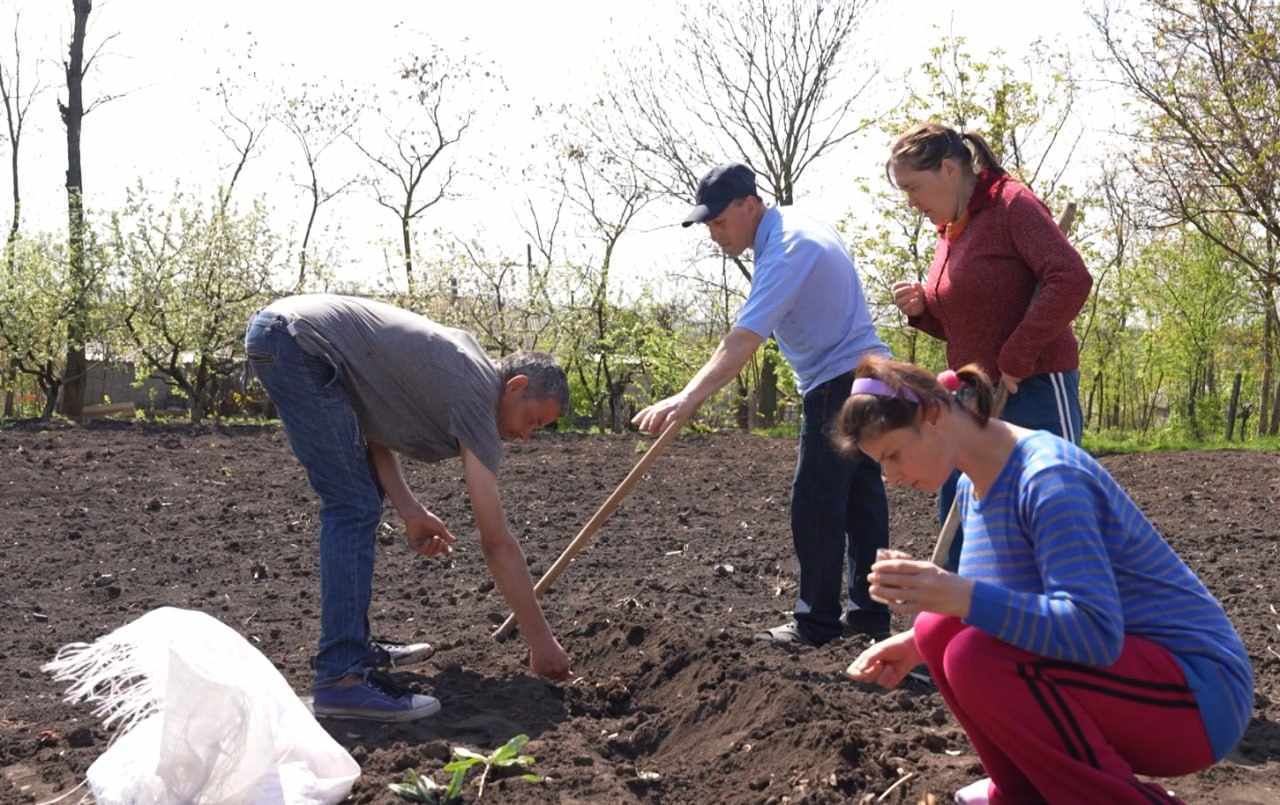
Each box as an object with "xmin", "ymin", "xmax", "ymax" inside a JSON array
[
  {"xmin": 681, "ymin": 327, "xmax": 762, "ymax": 406},
  {"xmin": 462, "ymin": 449, "xmax": 557, "ymax": 647},
  {"xmin": 481, "ymin": 529, "xmax": 554, "ymax": 643},
  {"xmin": 367, "ymin": 441, "xmax": 420, "ymax": 515}
]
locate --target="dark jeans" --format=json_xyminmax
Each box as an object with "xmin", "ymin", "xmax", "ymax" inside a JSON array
[
  {"xmin": 245, "ymin": 310, "xmax": 386, "ymax": 685},
  {"xmin": 791, "ymin": 371, "xmax": 890, "ymax": 642},
  {"xmin": 939, "ymin": 370, "xmax": 1084, "ymax": 570}
]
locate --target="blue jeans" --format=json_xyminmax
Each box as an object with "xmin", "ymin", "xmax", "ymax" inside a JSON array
[
  {"xmin": 791, "ymin": 371, "xmax": 890, "ymax": 642},
  {"xmin": 244, "ymin": 311, "xmax": 384, "ymax": 685},
  {"xmin": 939, "ymin": 370, "xmax": 1084, "ymax": 570}
]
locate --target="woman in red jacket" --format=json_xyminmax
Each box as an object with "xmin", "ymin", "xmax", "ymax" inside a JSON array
[{"xmin": 887, "ymin": 123, "xmax": 1092, "ymax": 569}]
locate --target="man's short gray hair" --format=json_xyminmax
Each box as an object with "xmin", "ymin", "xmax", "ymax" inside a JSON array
[{"xmin": 496, "ymin": 351, "xmax": 571, "ymax": 413}]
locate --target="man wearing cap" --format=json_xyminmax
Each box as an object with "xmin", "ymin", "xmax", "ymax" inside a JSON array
[{"xmin": 633, "ymin": 163, "xmax": 891, "ymax": 647}]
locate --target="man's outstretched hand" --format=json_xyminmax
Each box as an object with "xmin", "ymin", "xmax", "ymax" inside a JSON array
[
  {"xmin": 403, "ymin": 508, "xmax": 457, "ymax": 557},
  {"xmin": 528, "ymin": 636, "xmax": 572, "ymax": 681},
  {"xmin": 631, "ymin": 393, "xmax": 695, "ymax": 435}
]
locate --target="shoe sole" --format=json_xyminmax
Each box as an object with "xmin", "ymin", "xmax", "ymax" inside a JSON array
[{"xmin": 312, "ymin": 699, "xmax": 443, "ymax": 722}]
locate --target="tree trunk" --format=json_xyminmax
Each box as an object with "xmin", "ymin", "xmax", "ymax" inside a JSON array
[
  {"xmin": 1141, "ymin": 371, "xmax": 1163, "ymax": 433},
  {"xmin": 1186, "ymin": 361, "xmax": 1200, "ymax": 438},
  {"xmin": 1260, "ymin": 278, "xmax": 1276, "ymax": 435},
  {"xmin": 41, "ymin": 387, "xmax": 58, "ymax": 421},
  {"xmin": 2, "ymin": 358, "xmax": 15, "ymax": 417},
  {"xmin": 58, "ymin": 0, "xmax": 92, "ymax": 420},
  {"xmin": 3, "ymin": 76, "xmax": 19, "ymax": 419},
  {"xmin": 5, "ymin": 128, "xmax": 18, "ymax": 270},
  {"xmin": 601, "ymin": 360, "xmax": 618, "ymax": 433},
  {"xmin": 758, "ymin": 343, "xmax": 777, "ymax": 426},
  {"xmin": 297, "ymin": 182, "xmax": 319, "ymax": 290},
  {"xmin": 1085, "ymin": 370, "xmax": 1101, "ymax": 429},
  {"xmin": 1225, "ymin": 372, "xmax": 1242, "ymax": 441},
  {"xmin": 189, "ymin": 357, "xmax": 209, "ymax": 424},
  {"xmin": 1270, "ymin": 377, "xmax": 1280, "ymax": 437},
  {"xmin": 735, "ymin": 377, "xmax": 749, "ymax": 431},
  {"xmin": 401, "ymin": 212, "xmax": 414, "ymax": 293},
  {"xmin": 39, "ymin": 360, "xmax": 61, "ymax": 421}
]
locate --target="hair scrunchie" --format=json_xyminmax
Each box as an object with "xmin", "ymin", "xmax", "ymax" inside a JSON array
[{"xmin": 937, "ymin": 369, "xmax": 961, "ymax": 392}]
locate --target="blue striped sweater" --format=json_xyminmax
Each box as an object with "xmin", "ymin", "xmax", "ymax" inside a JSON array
[{"xmin": 958, "ymin": 431, "xmax": 1253, "ymax": 760}]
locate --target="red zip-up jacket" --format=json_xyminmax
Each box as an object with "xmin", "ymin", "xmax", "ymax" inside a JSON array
[{"xmin": 908, "ymin": 170, "xmax": 1092, "ymax": 381}]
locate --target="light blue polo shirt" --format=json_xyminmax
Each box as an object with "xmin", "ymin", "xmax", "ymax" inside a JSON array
[{"xmin": 735, "ymin": 206, "xmax": 888, "ymax": 395}]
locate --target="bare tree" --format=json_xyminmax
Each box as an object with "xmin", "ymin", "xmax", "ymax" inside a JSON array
[
  {"xmin": 920, "ymin": 34, "xmax": 1083, "ymax": 202},
  {"xmin": 1093, "ymin": 0, "xmax": 1280, "ymax": 433},
  {"xmin": 57, "ymin": 0, "xmax": 119, "ymax": 418},
  {"xmin": 352, "ymin": 46, "xmax": 487, "ymax": 294},
  {"xmin": 436, "ymin": 231, "xmax": 562, "ymax": 357},
  {"xmin": 0, "ymin": 12, "xmax": 42, "ymax": 417},
  {"xmin": 277, "ymin": 84, "xmax": 356, "ymax": 289},
  {"xmin": 610, "ymin": 0, "xmax": 876, "ymax": 206},
  {"xmin": 211, "ymin": 79, "xmax": 268, "ymax": 214},
  {"xmin": 0, "ymin": 13, "xmax": 40, "ymax": 268},
  {"xmin": 553, "ymin": 138, "xmax": 657, "ymax": 430},
  {"xmin": 600, "ymin": 0, "xmax": 878, "ymax": 425},
  {"xmin": 58, "ymin": 0, "xmax": 91, "ymax": 418}
]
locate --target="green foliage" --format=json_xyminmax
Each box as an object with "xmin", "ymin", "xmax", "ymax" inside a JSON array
[
  {"xmin": 388, "ymin": 735, "xmax": 541, "ymax": 803},
  {"xmin": 4, "ymin": 17, "xmax": 1278, "ymax": 444},
  {"xmin": 1077, "ymin": 217, "xmax": 1266, "ymax": 440},
  {"xmin": 1083, "ymin": 428, "xmax": 1280, "ymax": 456},
  {"xmin": 561, "ymin": 290, "xmax": 711, "ymax": 432},
  {"xmin": 107, "ymin": 184, "xmax": 284, "ymax": 424},
  {"xmin": 0, "ymin": 233, "xmax": 111, "ymax": 418},
  {"xmin": 388, "ymin": 769, "xmax": 447, "ymax": 803},
  {"xmin": 1092, "ymin": 0, "xmax": 1280, "ymax": 438},
  {"xmin": 442, "ymin": 734, "xmax": 541, "ymax": 800},
  {"xmin": 750, "ymin": 422, "xmax": 801, "ymax": 439},
  {"xmin": 1135, "ymin": 231, "xmax": 1246, "ymax": 437}
]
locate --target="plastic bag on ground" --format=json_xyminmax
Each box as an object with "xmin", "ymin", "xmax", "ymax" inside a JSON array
[{"xmin": 43, "ymin": 606, "xmax": 359, "ymax": 805}]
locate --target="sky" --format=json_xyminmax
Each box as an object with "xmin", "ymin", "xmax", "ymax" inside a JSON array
[{"xmin": 3, "ymin": 0, "xmax": 1115, "ymax": 293}]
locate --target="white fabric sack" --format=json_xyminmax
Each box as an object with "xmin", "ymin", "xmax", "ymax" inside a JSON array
[{"xmin": 43, "ymin": 606, "xmax": 360, "ymax": 805}]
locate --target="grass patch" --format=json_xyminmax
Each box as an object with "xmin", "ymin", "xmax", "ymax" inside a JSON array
[{"xmin": 1083, "ymin": 429, "xmax": 1280, "ymax": 455}]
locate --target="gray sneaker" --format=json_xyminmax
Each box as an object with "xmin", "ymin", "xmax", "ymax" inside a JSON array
[
  {"xmin": 369, "ymin": 638, "xmax": 435, "ymax": 669},
  {"xmin": 753, "ymin": 621, "xmax": 820, "ymax": 647}
]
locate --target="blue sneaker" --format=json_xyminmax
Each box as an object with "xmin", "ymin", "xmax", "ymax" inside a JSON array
[{"xmin": 312, "ymin": 670, "xmax": 441, "ymax": 722}]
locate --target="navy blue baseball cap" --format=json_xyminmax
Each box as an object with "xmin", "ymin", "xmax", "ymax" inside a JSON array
[{"xmin": 681, "ymin": 163, "xmax": 758, "ymax": 227}]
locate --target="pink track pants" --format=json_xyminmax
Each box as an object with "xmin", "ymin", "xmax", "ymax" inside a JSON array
[{"xmin": 914, "ymin": 612, "xmax": 1215, "ymax": 804}]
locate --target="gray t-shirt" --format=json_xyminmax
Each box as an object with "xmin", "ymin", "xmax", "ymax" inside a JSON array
[{"xmin": 265, "ymin": 294, "xmax": 504, "ymax": 473}]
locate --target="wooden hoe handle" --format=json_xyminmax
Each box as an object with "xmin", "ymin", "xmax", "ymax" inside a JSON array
[{"xmin": 493, "ymin": 416, "xmax": 687, "ymax": 640}]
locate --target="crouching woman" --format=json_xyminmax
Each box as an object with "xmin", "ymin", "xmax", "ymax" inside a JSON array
[{"xmin": 838, "ymin": 356, "xmax": 1252, "ymax": 805}]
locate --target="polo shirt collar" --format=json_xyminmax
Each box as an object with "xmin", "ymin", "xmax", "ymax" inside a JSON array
[{"xmin": 753, "ymin": 206, "xmax": 781, "ymax": 254}]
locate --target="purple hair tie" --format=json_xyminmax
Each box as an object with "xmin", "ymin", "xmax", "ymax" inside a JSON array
[{"xmin": 850, "ymin": 377, "xmax": 920, "ymax": 403}]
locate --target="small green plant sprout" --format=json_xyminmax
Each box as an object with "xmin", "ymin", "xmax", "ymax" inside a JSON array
[
  {"xmin": 442, "ymin": 733, "xmax": 542, "ymax": 801},
  {"xmin": 388, "ymin": 768, "xmax": 446, "ymax": 803}
]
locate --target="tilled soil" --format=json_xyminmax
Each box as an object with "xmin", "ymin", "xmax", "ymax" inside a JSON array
[{"xmin": 1, "ymin": 422, "xmax": 1277, "ymax": 804}]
